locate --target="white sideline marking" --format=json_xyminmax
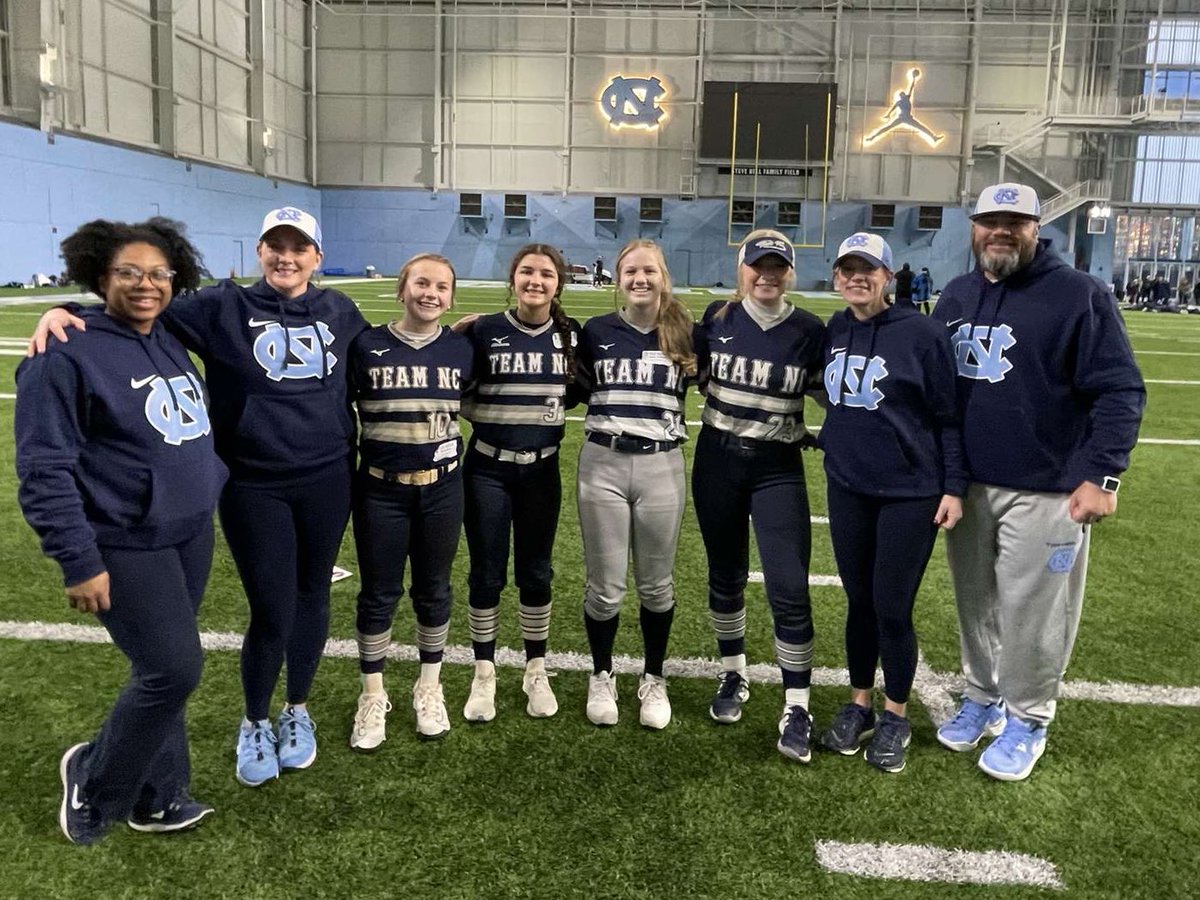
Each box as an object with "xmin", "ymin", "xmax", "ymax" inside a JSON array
[
  {"xmin": 814, "ymin": 840, "xmax": 1064, "ymax": 890},
  {"xmin": 1145, "ymin": 380, "xmax": 1200, "ymax": 385},
  {"xmin": 1139, "ymin": 438, "xmax": 1200, "ymax": 445},
  {"xmin": 1136, "ymin": 350, "xmax": 1200, "ymax": 356},
  {"xmin": 2, "ymin": 620, "xmax": 1198, "ymax": 711},
  {"xmin": 749, "ymin": 571, "xmax": 842, "ymax": 586}
]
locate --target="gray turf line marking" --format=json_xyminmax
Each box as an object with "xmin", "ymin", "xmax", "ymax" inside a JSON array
[
  {"xmin": 814, "ymin": 840, "xmax": 1064, "ymax": 890},
  {"xmin": 3, "ymin": 619, "xmax": 1199, "ymax": 709}
]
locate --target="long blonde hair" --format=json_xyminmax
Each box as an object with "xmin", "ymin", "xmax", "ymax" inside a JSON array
[
  {"xmin": 613, "ymin": 239, "xmax": 696, "ymax": 376},
  {"xmin": 715, "ymin": 228, "xmax": 797, "ymax": 321}
]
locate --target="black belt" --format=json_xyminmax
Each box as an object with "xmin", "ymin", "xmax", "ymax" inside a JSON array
[
  {"xmin": 704, "ymin": 428, "xmax": 793, "ymax": 453},
  {"xmin": 586, "ymin": 432, "xmax": 678, "ymax": 454}
]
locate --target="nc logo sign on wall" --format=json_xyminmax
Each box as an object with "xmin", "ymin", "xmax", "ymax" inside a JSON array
[{"xmin": 599, "ymin": 75, "xmax": 668, "ymax": 130}]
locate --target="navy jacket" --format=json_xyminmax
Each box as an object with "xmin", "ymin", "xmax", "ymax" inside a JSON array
[
  {"xmin": 820, "ymin": 305, "xmax": 967, "ymax": 498},
  {"xmin": 932, "ymin": 240, "xmax": 1145, "ymax": 492},
  {"xmin": 16, "ymin": 309, "xmax": 227, "ymax": 586}
]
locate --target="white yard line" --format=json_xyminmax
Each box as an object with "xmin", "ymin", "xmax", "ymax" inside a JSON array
[
  {"xmin": 814, "ymin": 841, "xmax": 1064, "ymax": 890},
  {"xmin": 1144, "ymin": 380, "xmax": 1200, "ymax": 385},
  {"xmin": 749, "ymin": 571, "xmax": 842, "ymax": 586},
  {"xmin": 1, "ymin": 619, "xmax": 1196, "ymax": 708}
]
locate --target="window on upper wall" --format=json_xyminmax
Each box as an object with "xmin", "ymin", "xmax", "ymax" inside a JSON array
[
  {"xmin": 459, "ymin": 193, "xmax": 483, "ymax": 217},
  {"xmin": 640, "ymin": 197, "xmax": 663, "ymax": 222},
  {"xmin": 1131, "ymin": 135, "xmax": 1200, "ymax": 205},
  {"xmin": 594, "ymin": 196, "xmax": 617, "ymax": 222},
  {"xmin": 870, "ymin": 204, "xmax": 896, "ymax": 229},
  {"xmin": 731, "ymin": 199, "xmax": 755, "ymax": 225},
  {"xmin": 504, "ymin": 194, "xmax": 527, "ymax": 218},
  {"xmin": 0, "ymin": 0, "xmax": 12, "ymax": 110},
  {"xmin": 1144, "ymin": 18, "xmax": 1200, "ymax": 99},
  {"xmin": 777, "ymin": 201, "xmax": 801, "ymax": 226},
  {"xmin": 917, "ymin": 206, "xmax": 944, "ymax": 230}
]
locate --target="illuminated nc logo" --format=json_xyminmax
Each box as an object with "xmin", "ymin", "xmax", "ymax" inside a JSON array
[
  {"xmin": 275, "ymin": 207, "xmax": 303, "ymax": 222},
  {"xmin": 599, "ymin": 76, "xmax": 667, "ymax": 129},
  {"xmin": 862, "ymin": 68, "xmax": 943, "ymax": 148},
  {"xmin": 845, "ymin": 235, "xmax": 870, "ymax": 248},
  {"xmin": 993, "ymin": 188, "xmax": 1021, "ymax": 205}
]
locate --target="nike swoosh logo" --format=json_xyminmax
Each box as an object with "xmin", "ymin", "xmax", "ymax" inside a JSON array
[
  {"xmin": 599, "ymin": 343, "xmax": 615, "ymax": 350},
  {"xmin": 369, "ymin": 349, "xmax": 390, "ymax": 357},
  {"xmin": 147, "ymin": 810, "xmax": 166, "ymax": 821},
  {"xmin": 71, "ymin": 785, "xmax": 86, "ymax": 811},
  {"xmin": 129, "ymin": 375, "xmax": 157, "ymax": 389},
  {"xmin": 718, "ymin": 336, "xmax": 734, "ymax": 344},
  {"xmin": 946, "ymin": 318, "xmax": 964, "ymax": 327},
  {"xmin": 491, "ymin": 338, "xmax": 510, "ymax": 347},
  {"xmin": 248, "ymin": 318, "xmax": 277, "ymax": 328}
]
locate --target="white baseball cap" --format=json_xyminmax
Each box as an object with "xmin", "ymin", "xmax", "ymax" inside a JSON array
[
  {"xmin": 259, "ymin": 206, "xmax": 323, "ymax": 250},
  {"xmin": 971, "ymin": 183, "xmax": 1042, "ymax": 221},
  {"xmin": 835, "ymin": 232, "xmax": 894, "ymax": 270}
]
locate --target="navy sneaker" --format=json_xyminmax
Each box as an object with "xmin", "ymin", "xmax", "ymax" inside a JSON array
[
  {"xmin": 865, "ymin": 711, "xmax": 912, "ymax": 774},
  {"xmin": 978, "ymin": 716, "xmax": 1047, "ymax": 782},
  {"xmin": 59, "ymin": 743, "xmax": 110, "ymax": 846},
  {"xmin": 776, "ymin": 705, "xmax": 813, "ymax": 763},
  {"xmin": 128, "ymin": 796, "xmax": 215, "ymax": 833},
  {"xmin": 277, "ymin": 706, "xmax": 317, "ymax": 771},
  {"xmin": 937, "ymin": 697, "xmax": 1005, "ymax": 751},
  {"xmin": 820, "ymin": 702, "xmax": 876, "ymax": 755},
  {"xmin": 709, "ymin": 671, "xmax": 750, "ymax": 723}
]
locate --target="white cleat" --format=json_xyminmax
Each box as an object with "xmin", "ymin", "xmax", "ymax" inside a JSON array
[
  {"xmin": 523, "ymin": 658, "xmax": 559, "ymax": 718},
  {"xmin": 412, "ymin": 681, "xmax": 450, "ymax": 739},
  {"xmin": 637, "ymin": 674, "xmax": 671, "ymax": 730},
  {"xmin": 350, "ymin": 691, "xmax": 391, "ymax": 751},
  {"xmin": 586, "ymin": 671, "xmax": 619, "ymax": 726}
]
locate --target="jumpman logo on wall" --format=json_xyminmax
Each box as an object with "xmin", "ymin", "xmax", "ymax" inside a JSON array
[{"xmin": 863, "ymin": 68, "xmax": 944, "ymax": 147}]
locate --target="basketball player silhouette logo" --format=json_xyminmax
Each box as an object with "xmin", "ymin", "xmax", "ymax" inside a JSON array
[{"xmin": 864, "ymin": 69, "xmax": 943, "ymax": 145}]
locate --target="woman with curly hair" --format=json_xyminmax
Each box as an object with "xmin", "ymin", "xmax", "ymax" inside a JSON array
[{"xmin": 17, "ymin": 218, "xmax": 226, "ymax": 844}]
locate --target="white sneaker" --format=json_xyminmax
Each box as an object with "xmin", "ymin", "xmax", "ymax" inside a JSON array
[
  {"xmin": 637, "ymin": 674, "xmax": 671, "ymax": 730},
  {"xmin": 586, "ymin": 672, "xmax": 619, "ymax": 726},
  {"xmin": 412, "ymin": 681, "xmax": 450, "ymax": 739},
  {"xmin": 350, "ymin": 691, "xmax": 391, "ymax": 751},
  {"xmin": 463, "ymin": 664, "xmax": 497, "ymax": 723},
  {"xmin": 523, "ymin": 659, "xmax": 559, "ymax": 718}
]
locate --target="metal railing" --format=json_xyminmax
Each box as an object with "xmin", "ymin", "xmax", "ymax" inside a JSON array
[{"xmin": 1040, "ymin": 178, "xmax": 1112, "ymax": 224}]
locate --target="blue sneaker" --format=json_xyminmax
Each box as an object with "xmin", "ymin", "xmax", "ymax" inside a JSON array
[
  {"xmin": 978, "ymin": 716, "xmax": 1047, "ymax": 782},
  {"xmin": 59, "ymin": 743, "xmax": 110, "ymax": 846},
  {"xmin": 709, "ymin": 671, "xmax": 750, "ymax": 724},
  {"xmin": 277, "ymin": 706, "xmax": 317, "ymax": 771},
  {"xmin": 776, "ymin": 706, "xmax": 813, "ymax": 763},
  {"xmin": 235, "ymin": 719, "xmax": 280, "ymax": 787},
  {"xmin": 820, "ymin": 702, "xmax": 876, "ymax": 755},
  {"xmin": 936, "ymin": 697, "xmax": 1006, "ymax": 751},
  {"xmin": 128, "ymin": 795, "xmax": 215, "ymax": 833},
  {"xmin": 865, "ymin": 711, "xmax": 912, "ymax": 774}
]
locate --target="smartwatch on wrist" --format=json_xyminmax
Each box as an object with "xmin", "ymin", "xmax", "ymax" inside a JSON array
[{"xmin": 1099, "ymin": 475, "xmax": 1121, "ymax": 494}]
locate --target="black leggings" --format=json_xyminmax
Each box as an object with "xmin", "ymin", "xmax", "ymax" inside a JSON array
[{"xmin": 826, "ymin": 478, "xmax": 940, "ymax": 704}]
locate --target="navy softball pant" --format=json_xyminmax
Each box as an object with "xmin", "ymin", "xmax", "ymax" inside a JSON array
[
  {"xmin": 692, "ymin": 427, "xmax": 814, "ymax": 689},
  {"xmin": 462, "ymin": 445, "xmax": 560, "ymax": 660},
  {"xmin": 353, "ymin": 467, "xmax": 463, "ymax": 673},
  {"xmin": 82, "ymin": 526, "xmax": 214, "ymax": 820},
  {"xmin": 219, "ymin": 459, "xmax": 353, "ymax": 721},
  {"xmin": 826, "ymin": 477, "xmax": 941, "ymax": 704}
]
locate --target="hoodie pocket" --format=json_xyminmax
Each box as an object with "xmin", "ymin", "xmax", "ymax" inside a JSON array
[
  {"xmin": 79, "ymin": 460, "xmax": 152, "ymax": 527},
  {"xmin": 233, "ymin": 390, "xmax": 354, "ymax": 467}
]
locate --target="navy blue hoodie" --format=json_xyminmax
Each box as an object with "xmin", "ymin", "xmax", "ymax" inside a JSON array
[
  {"xmin": 16, "ymin": 309, "xmax": 227, "ymax": 586},
  {"xmin": 932, "ymin": 240, "xmax": 1145, "ymax": 492},
  {"xmin": 160, "ymin": 279, "xmax": 369, "ymax": 480},
  {"xmin": 820, "ymin": 304, "xmax": 967, "ymax": 498}
]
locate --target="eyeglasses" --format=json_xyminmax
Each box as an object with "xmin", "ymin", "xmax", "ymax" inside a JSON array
[{"xmin": 109, "ymin": 265, "xmax": 176, "ymax": 286}]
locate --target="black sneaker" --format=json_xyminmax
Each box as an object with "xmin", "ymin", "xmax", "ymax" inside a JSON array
[
  {"xmin": 128, "ymin": 795, "xmax": 215, "ymax": 833},
  {"xmin": 820, "ymin": 702, "xmax": 876, "ymax": 756},
  {"xmin": 776, "ymin": 705, "xmax": 813, "ymax": 763},
  {"xmin": 865, "ymin": 710, "xmax": 912, "ymax": 773},
  {"xmin": 59, "ymin": 743, "xmax": 110, "ymax": 846},
  {"xmin": 709, "ymin": 671, "xmax": 750, "ymax": 723}
]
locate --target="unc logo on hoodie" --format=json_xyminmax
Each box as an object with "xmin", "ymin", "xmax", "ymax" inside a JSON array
[
  {"xmin": 133, "ymin": 372, "xmax": 212, "ymax": 446},
  {"xmin": 250, "ymin": 319, "xmax": 338, "ymax": 382},
  {"xmin": 950, "ymin": 322, "xmax": 1016, "ymax": 383},
  {"xmin": 824, "ymin": 351, "xmax": 888, "ymax": 411}
]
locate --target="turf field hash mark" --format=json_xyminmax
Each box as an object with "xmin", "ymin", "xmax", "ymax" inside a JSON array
[{"xmin": 815, "ymin": 840, "xmax": 1065, "ymax": 890}]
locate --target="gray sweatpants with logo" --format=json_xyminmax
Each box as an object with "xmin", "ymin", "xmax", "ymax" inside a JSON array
[
  {"xmin": 577, "ymin": 441, "xmax": 686, "ymax": 620},
  {"xmin": 945, "ymin": 483, "xmax": 1091, "ymax": 726}
]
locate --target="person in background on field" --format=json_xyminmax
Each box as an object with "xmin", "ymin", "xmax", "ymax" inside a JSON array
[
  {"xmin": 1176, "ymin": 272, "xmax": 1192, "ymax": 308},
  {"xmin": 29, "ymin": 207, "xmax": 370, "ymax": 789},
  {"xmin": 455, "ymin": 245, "xmax": 581, "ymax": 725},
  {"xmin": 593, "ymin": 256, "xmax": 604, "ymax": 288},
  {"xmin": 912, "ymin": 266, "xmax": 934, "ymax": 314},
  {"xmin": 931, "ymin": 183, "xmax": 1145, "ymax": 781},
  {"xmin": 347, "ymin": 253, "xmax": 473, "ymax": 748},
  {"xmin": 575, "ymin": 239, "xmax": 695, "ymax": 730},
  {"xmin": 816, "ymin": 232, "xmax": 965, "ymax": 774},
  {"xmin": 692, "ymin": 229, "xmax": 827, "ymax": 762},
  {"xmin": 893, "ymin": 262, "xmax": 915, "ymax": 309},
  {"xmin": 17, "ymin": 218, "xmax": 226, "ymax": 844}
]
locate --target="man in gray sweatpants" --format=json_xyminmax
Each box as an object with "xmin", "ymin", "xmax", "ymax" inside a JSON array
[{"xmin": 930, "ymin": 183, "xmax": 1146, "ymax": 781}]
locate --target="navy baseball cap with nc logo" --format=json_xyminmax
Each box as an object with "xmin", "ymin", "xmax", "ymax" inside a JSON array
[{"xmin": 740, "ymin": 236, "xmax": 795, "ymax": 268}]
